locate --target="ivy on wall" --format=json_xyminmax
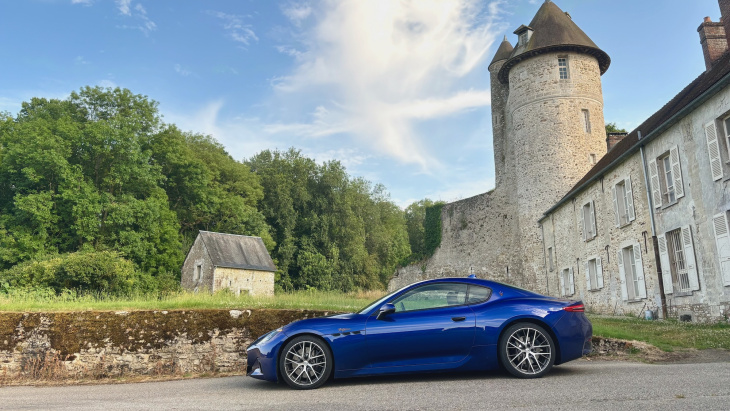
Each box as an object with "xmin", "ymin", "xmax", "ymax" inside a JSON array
[{"xmin": 424, "ymin": 203, "xmax": 444, "ymax": 257}]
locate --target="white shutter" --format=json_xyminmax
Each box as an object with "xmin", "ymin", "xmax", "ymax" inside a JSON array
[
  {"xmin": 705, "ymin": 121, "xmax": 724, "ymax": 181},
  {"xmin": 596, "ymin": 257, "xmax": 604, "ymax": 289},
  {"xmin": 625, "ymin": 177, "xmax": 635, "ymax": 222},
  {"xmin": 648, "ymin": 159, "xmax": 662, "ymax": 208},
  {"xmin": 569, "ymin": 267, "xmax": 575, "ymax": 295},
  {"xmin": 617, "ymin": 249, "xmax": 628, "ymax": 301},
  {"xmin": 634, "ymin": 243, "xmax": 647, "ymax": 299},
  {"xmin": 590, "ymin": 200, "xmax": 596, "ymax": 239},
  {"xmin": 612, "ymin": 185, "xmax": 620, "ymax": 227},
  {"xmin": 578, "ymin": 205, "xmax": 585, "ymax": 241},
  {"xmin": 682, "ymin": 226, "xmax": 700, "ymax": 291},
  {"xmin": 670, "ymin": 145, "xmax": 684, "ymax": 199},
  {"xmin": 585, "ymin": 260, "xmax": 591, "ymax": 290},
  {"xmin": 657, "ymin": 234, "xmax": 673, "ymax": 294},
  {"xmin": 712, "ymin": 213, "xmax": 730, "ymax": 286},
  {"xmin": 559, "ymin": 270, "xmax": 566, "ymax": 296}
]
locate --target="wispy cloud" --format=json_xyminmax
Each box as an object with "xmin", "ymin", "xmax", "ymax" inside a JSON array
[
  {"xmin": 174, "ymin": 64, "xmax": 192, "ymax": 77},
  {"xmin": 71, "ymin": 0, "xmax": 94, "ymax": 5},
  {"xmin": 116, "ymin": 1, "xmax": 156, "ymax": 35},
  {"xmin": 207, "ymin": 11, "xmax": 258, "ymax": 46},
  {"xmin": 270, "ymin": 0, "xmax": 503, "ymax": 171},
  {"xmin": 281, "ymin": 2, "xmax": 312, "ymax": 26},
  {"xmin": 74, "ymin": 56, "xmax": 89, "ymax": 65}
]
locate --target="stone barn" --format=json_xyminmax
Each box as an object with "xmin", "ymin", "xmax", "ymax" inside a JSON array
[{"xmin": 181, "ymin": 231, "xmax": 276, "ymax": 296}]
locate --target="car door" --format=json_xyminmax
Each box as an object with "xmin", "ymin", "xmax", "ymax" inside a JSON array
[{"xmin": 365, "ymin": 282, "xmax": 476, "ymax": 369}]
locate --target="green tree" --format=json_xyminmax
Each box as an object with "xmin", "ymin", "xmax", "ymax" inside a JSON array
[{"xmin": 605, "ymin": 122, "xmax": 627, "ymax": 134}]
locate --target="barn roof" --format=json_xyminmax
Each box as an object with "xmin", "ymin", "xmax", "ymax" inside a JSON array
[
  {"xmin": 497, "ymin": 0, "xmax": 610, "ymax": 83},
  {"xmin": 198, "ymin": 231, "xmax": 276, "ymax": 272}
]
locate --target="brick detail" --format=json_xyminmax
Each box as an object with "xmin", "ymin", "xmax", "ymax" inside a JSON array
[{"xmin": 698, "ymin": 18, "xmax": 727, "ymax": 70}]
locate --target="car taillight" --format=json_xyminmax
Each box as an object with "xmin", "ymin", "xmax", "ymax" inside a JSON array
[{"xmin": 563, "ymin": 303, "xmax": 585, "ymax": 312}]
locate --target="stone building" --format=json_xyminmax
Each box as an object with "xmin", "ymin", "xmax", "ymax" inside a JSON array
[
  {"xmin": 391, "ymin": 0, "xmax": 730, "ymax": 321},
  {"xmin": 181, "ymin": 231, "xmax": 276, "ymax": 296}
]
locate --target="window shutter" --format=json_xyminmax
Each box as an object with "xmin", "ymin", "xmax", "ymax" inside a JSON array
[
  {"xmin": 634, "ymin": 243, "xmax": 647, "ymax": 299},
  {"xmin": 584, "ymin": 260, "xmax": 591, "ymax": 290},
  {"xmin": 681, "ymin": 226, "xmax": 700, "ymax": 291},
  {"xmin": 612, "ymin": 185, "xmax": 620, "ymax": 227},
  {"xmin": 578, "ymin": 205, "xmax": 585, "ymax": 241},
  {"xmin": 569, "ymin": 267, "xmax": 575, "ymax": 295},
  {"xmin": 648, "ymin": 159, "xmax": 662, "ymax": 208},
  {"xmin": 705, "ymin": 121, "xmax": 723, "ymax": 181},
  {"xmin": 590, "ymin": 200, "xmax": 596, "ymax": 239},
  {"xmin": 596, "ymin": 257, "xmax": 604, "ymax": 289},
  {"xmin": 657, "ymin": 234, "xmax": 673, "ymax": 294},
  {"xmin": 625, "ymin": 177, "xmax": 635, "ymax": 221},
  {"xmin": 712, "ymin": 213, "xmax": 730, "ymax": 286},
  {"xmin": 559, "ymin": 270, "xmax": 566, "ymax": 296},
  {"xmin": 617, "ymin": 249, "xmax": 628, "ymax": 301},
  {"xmin": 670, "ymin": 145, "xmax": 684, "ymax": 199}
]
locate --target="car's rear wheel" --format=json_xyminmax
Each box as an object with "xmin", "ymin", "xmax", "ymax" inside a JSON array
[
  {"xmin": 279, "ymin": 335, "xmax": 332, "ymax": 389},
  {"xmin": 499, "ymin": 322, "xmax": 555, "ymax": 378}
]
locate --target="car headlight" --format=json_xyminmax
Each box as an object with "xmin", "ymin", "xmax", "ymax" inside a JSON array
[{"xmin": 257, "ymin": 328, "xmax": 284, "ymax": 345}]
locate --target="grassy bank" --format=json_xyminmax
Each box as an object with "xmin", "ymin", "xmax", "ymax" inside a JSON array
[
  {"xmin": 589, "ymin": 315, "xmax": 730, "ymax": 351},
  {"xmin": 0, "ymin": 289, "xmax": 386, "ymax": 313}
]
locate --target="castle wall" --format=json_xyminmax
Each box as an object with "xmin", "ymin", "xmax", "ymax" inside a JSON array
[{"xmin": 508, "ymin": 52, "xmax": 607, "ymax": 292}]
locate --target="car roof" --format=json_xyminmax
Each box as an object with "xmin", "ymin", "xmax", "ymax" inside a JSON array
[{"xmin": 407, "ymin": 277, "xmax": 541, "ymax": 296}]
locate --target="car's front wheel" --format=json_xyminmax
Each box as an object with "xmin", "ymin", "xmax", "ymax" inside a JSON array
[
  {"xmin": 279, "ymin": 335, "xmax": 333, "ymax": 389},
  {"xmin": 499, "ymin": 322, "xmax": 555, "ymax": 378}
]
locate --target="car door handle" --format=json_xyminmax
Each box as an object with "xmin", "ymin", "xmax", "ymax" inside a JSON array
[{"xmin": 451, "ymin": 316, "xmax": 466, "ymax": 322}]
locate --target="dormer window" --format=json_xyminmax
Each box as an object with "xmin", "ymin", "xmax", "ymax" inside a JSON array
[{"xmin": 514, "ymin": 25, "xmax": 533, "ymax": 47}]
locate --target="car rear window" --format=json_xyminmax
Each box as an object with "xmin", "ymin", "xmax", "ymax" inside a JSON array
[{"xmin": 467, "ymin": 285, "xmax": 491, "ymax": 304}]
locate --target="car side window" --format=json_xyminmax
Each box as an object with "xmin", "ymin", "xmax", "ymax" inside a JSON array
[
  {"xmin": 467, "ymin": 285, "xmax": 492, "ymax": 304},
  {"xmin": 391, "ymin": 283, "xmax": 468, "ymax": 312}
]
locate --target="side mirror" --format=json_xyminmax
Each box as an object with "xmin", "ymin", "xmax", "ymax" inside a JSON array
[{"xmin": 376, "ymin": 303, "xmax": 396, "ymax": 320}]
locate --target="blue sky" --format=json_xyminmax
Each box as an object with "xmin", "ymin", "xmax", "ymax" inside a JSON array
[{"xmin": 0, "ymin": 0, "xmax": 721, "ymax": 207}]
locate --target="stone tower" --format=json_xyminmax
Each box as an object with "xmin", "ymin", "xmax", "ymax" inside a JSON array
[
  {"xmin": 390, "ymin": 0, "xmax": 610, "ymax": 293},
  {"xmin": 498, "ymin": 0, "xmax": 611, "ymax": 289}
]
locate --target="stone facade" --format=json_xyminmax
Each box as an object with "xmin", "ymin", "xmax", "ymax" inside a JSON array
[
  {"xmin": 213, "ymin": 267, "xmax": 274, "ymax": 297},
  {"xmin": 181, "ymin": 235, "xmax": 216, "ymax": 291}
]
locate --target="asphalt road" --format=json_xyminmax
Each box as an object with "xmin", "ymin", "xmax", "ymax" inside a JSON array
[{"xmin": 1, "ymin": 360, "xmax": 729, "ymax": 411}]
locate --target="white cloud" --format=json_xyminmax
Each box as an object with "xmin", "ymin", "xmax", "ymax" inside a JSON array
[
  {"xmin": 207, "ymin": 11, "xmax": 258, "ymax": 46},
  {"xmin": 74, "ymin": 55, "xmax": 89, "ymax": 65},
  {"xmin": 97, "ymin": 79, "xmax": 118, "ymax": 88},
  {"xmin": 271, "ymin": 0, "xmax": 503, "ymax": 171},
  {"xmin": 115, "ymin": 0, "xmax": 131, "ymax": 15},
  {"xmin": 71, "ymin": 0, "xmax": 93, "ymax": 5},
  {"xmin": 281, "ymin": 2, "xmax": 312, "ymax": 26}
]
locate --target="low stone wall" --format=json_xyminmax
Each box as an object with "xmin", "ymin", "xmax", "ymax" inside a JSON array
[{"xmin": 0, "ymin": 309, "xmax": 332, "ymax": 383}]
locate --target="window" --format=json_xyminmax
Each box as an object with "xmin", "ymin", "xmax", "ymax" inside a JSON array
[
  {"xmin": 582, "ymin": 109, "xmax": 591, "ymax": 133},
  {"xmin": 617, "ymin": 244, "xmax": 647, "ymax": 301},
  {"xmin": 466, "ymin": 285, "xmax": 492, "ymax": 304},
  {"xmin": 560, "ymin": 267, "xmax": 574, "ymax": 297},
  {"xmin": 558, "ymin": 57, "xmax": 569, "ymax": 79},
  {"xmin": 648, "ymin": 146, "xmax": 684, "ymax": 208},
  {"xmin": 612, "ymin": 177, "xmax": 635, "ymax": 227},
  {"xmin": 579, "ymin": 201, "xmax": 596, "ymax": 241},
  {"xmin": 547, "ymin": 247, "xmax": 554, "ymax": 272},
  {"xmin": 706, "ymin": 120, "xmax": 724, "ymax": 181},
  {"xmin": 723, "ymin": 116, "xmax": 730, "ymax": 161},
  {"xmin": 585, "ymin": 257, "xmax": 603, "ymax": 291},
  {"xmin": 658, "ymin": 226, "xmax": 700, "ymax": 294},
  {"xmin": 194, "ymin": 264, "xmax": 202, "ymax": 282},
  {"xmin": 519, "ymin": 32, "xmax": 528, "ymax": 46},
  {"xmin": 392, "ymin": 283, "xmax": 468, "ymax": 312},
  {"xmin": 589, "ymin": 153, "xmax": 596, "ymax": 165}
]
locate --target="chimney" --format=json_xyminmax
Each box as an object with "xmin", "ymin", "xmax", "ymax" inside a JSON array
[
  {"xmin": 606, "ymin": 132, "xmax": 628, "ymax": 152},
  {"xmin": 698, "ymin": 16, "xmax": 727, "ymax": 70},
  {"xmin": 720, "ymin": 0, "xmax": 730, "ymax": 48}
]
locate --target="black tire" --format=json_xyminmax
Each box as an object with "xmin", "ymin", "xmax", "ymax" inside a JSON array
[
  {"xmin": 498, "ymin": 322, "xmax": 555, "ymax": 378},
  {"xmin": 278, "ymin": 335, "xmax": 333, "ymax": 390}
]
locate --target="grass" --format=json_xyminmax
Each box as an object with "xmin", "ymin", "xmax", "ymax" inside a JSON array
[
  {"xmin": 589, "ymin": 314, "xmax": 730, "ymax": 351},
  {"xmin": 0, "ymin": 288, "xmax": 387, "ymax": 313}
]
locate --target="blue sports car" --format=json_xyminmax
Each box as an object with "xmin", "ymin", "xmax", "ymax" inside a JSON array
[{"xmin": 246, "ymin": 277, "xmax": 592, "ymax": 389}]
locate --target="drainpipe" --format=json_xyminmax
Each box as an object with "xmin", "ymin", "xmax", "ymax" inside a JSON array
[{"xmin": 640, "ymin": 143, "xmax": 668, "ymax": 319}]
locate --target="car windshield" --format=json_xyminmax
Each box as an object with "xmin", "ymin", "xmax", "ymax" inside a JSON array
[{"xmin": 356, "ymin": 285, "xmax": 410, "ymax": 314}]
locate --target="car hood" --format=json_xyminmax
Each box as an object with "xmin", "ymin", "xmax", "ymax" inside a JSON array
[{"xmin": 282, "ymin": 312, "xmax": 365, "ymax": 334}]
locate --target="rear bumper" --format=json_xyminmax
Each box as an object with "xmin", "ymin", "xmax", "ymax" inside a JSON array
[{"xmin": 553, "ymin": 312, "xmax": 592, "ymax": 364}]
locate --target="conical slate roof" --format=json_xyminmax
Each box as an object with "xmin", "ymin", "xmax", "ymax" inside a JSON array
[
  {"xmin": 497, "ymin": 1, "xmax": 610, "ymax": 82},
  {"xmin": 489, "ymin": 36, "xmax": 515, "ymax": 69}
]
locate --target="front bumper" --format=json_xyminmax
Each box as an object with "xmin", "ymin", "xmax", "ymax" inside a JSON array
[{"xmin": 246, "ymin": 332, "xmax": 288, "ymax": 382}]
